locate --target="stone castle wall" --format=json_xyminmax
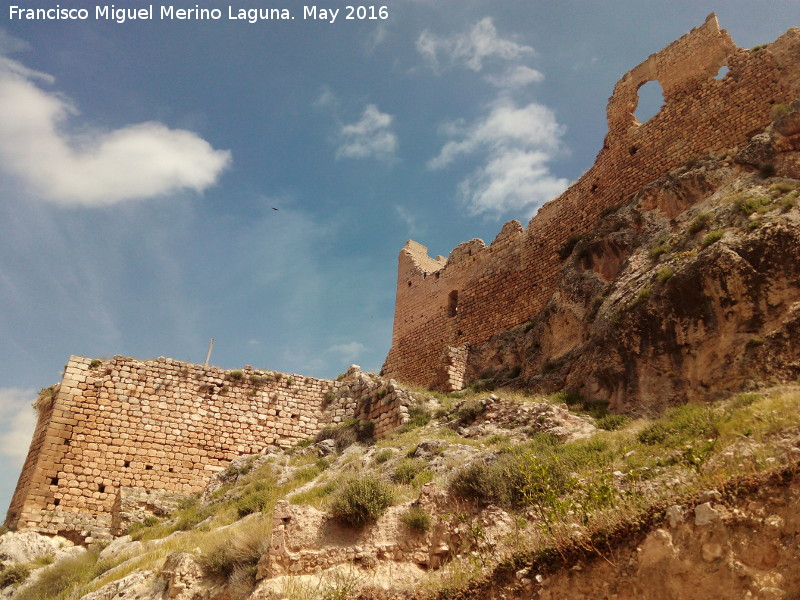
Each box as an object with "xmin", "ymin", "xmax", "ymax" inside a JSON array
[
  {"xmin": 5, "ymin": 356, "xmax": 414, "ymax": 541},
  {"xmin": 383, "ymin": 16, "xmax": 800, "ymax": 389}
]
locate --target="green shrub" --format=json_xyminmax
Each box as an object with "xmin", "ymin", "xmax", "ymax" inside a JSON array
[
  {"xmin": 0, "ymin": 563, "xmax": 31, "ymax": 588},
  {"xmin": 687, "ymin": 212, "xmax": 712, "ymax": 235},
  {"xmin": 700, "ymin": 230, "xmax": 723, "ymax": 248},
  {"xmin": 638, "ymin": 423, "xmax": 670, "ymax": 445},
  {"xmin": 331, "ymin": 476, "xmax": 394, "ymax": 527},
  {"xmin": 732, "ymin": 393, "xmax": 760, "ymax": 408},
  {"xmin": 558, "ymin": 234, "xmax": 582, "ymax": 260},
  {"xmin": 657, "ymin": 266, "xmax": 675, "ymax": 283},
  {"xmin": 470, "ymin": 379, "xmax": 497, "ymax": 392},
  {"xmin": 403, "ymin": 406, "xmax": 431, "ymax": 430},
  {"xmin": 89, "ymin": 359, "xmax": 102, "ymax": 368},
  {"xmin": 392, "ymin": 458, "xmax": 426, "ymax": 484},
  {"xmin": 449, "ymin": 461, "xmax": 510, "ymax": 505},
  {"xmin": 779, "ymin": 194, "xmax": 797, "ymax": 212},
  {"xmin": 769, "ymin": 182, "xmax": 797, "ymax": 195},
  {"xmin": 630, "ymin": 284, "xmax": 651, "ymax": 309},
  {"xmin": 315, "ymin": 420, "xmax": 364, "ymax": 451},
  {"xmin": 552, "ymin": 389, "xmax": 583, "ymax": 406},
  {"xmin": 770, "ymin": 103, "xmax": 790, "ymax": 120},
  {"xmin": 732, "ymin": 192, "xmax": 771, "ymax": 215},
  {"xmin": 581, "ymin": 399, "xmax": 610, "ymax": 419},
  {"xmin": 401, "ymin": 507, "xmax": 432, "ymax": 533},
  {"xmin": 759, "ymin": 162, "xmax": 776, "ymax": 178},
  {"xmin": 234, "ymin": 481, "xmax": 275, "ymax": 517},
  {"xmin": 596, "ymin": 414, "xmax": 630, "ymax": 431},
  {"xmin": 374, "ymin": 449, "xmax": 393, "ymax": 464},
  {"xmin": 229, "ymin": 370, "xmax": 244, "ymax": 381},
  {"xmin": 456, "ymin": 398, "xmax": 486, "ymax": 424},
  {"xmin": 199, "ymin": 524, "xmax": 268, "ymax": 581},
  {"xmin": 648, "ymin": 244, "xmax": 669, "ymax": 260}
]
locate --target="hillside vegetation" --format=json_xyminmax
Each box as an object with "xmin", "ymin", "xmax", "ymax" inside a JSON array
[{"xmin": 2, "ymin": 380, "xmax": 800, "ymax": 599}]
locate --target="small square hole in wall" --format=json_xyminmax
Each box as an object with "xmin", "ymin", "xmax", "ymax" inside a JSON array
[
  {"xmin": 124, "ymin": 460, "xmax": 130, "ymax": 468},
  {"xmin": 53, "ymin": 499, "xmax": 60, "ymax": 506},
  {"xmin": 168, "ymin": 468, "xmax": 174, "ymax": 473},
  {"xmin": 99, "ymin": 484, "xmax": 105, "ymax": 493},
  {"xmin": 145, "ymin": 465, "xmax": 153, "ymax": 470},
  {"xmin": 50, "ymin": 477, "xmax": 59, "ymax": 486}
]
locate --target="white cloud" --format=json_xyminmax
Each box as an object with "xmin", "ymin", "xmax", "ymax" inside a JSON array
[
  {"xmin": 487, "ymin": 65, "xmax": 544, "ymax": 89},
  {"xmin": 430, "ymin": 99, "xmax": 569, "ymax": 217},
  {"xmin": 313, "ymin": 86, "xmax": 339, "ymax": 109},
  {"xmin": 336, "ymin": 104, "xmax": 398, "ymax": 161},
  {"xmin": 326, "ymin": 341, "xmax": 366, "ymax": 363},
  {"xmin": 394, "ymin": 204, "xmax": 421, "ymax": 237},
  {"xmin": 0, "ymin": 388, "xmax": 37, "ymax": 466},
  {"xmin": 459, "ymin": 150, "xmax": 569, "ymax": 217},
  {"xmin": 0, "ymin": 58, "xmax": 231, "ymax": 206},
  {"xmin": 417, "ymin": 17, "xmax": 534, "ymax": 72}
]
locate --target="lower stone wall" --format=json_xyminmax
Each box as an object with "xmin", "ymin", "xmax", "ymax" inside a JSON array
[{"xmin": 5, "ymin": 356, "xmax": 414, "ymax": 541}]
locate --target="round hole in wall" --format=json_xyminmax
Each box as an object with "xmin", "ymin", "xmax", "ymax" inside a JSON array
[{"xmin": 633, "ymin": 80, "xmax": 664, "ymax": 123}]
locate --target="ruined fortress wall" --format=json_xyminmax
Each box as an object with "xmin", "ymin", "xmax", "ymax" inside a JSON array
[
  {"xmin": 383, "ymin": 16, "xmax": 800, "ymax": 389},
  {"xmin": 5, "ymin": 356, "xmax": 412, "ymax": 540}
]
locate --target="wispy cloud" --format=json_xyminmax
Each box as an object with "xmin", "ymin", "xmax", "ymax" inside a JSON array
[
  {"xmin": 394, "ymin": 204, "xmax": 422, "ymax": 237},
  {"xmin": 417, "ymin": 17, "xmax": 534, "ymax": 73},
  {"xmin": 313, "ymin": 86, "xmax": 339, "ymax": 109},
  {"xmin": 326, "ymin": 341, "xmax": 366, "ymax": 363},
  {"xmin": 429, "ymin": 99, "xmax": 569, "ymax": 217},
  {"xmin": 0, "ymin": 388, "xmax": 37, "ymax": 466},
  {"xmin": 486, "ymin": 65, "xmax": 544, "ymax": 89},
  {"xmin": 0, "ymin": 55, "xmax": 231, "ymax": 206},
  {"xmin": 336, "ymin": 104, "xmax": 398, "ymax": 161}
]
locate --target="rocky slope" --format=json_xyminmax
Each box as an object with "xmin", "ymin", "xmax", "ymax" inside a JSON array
[{"xmin": 464, "ymin": 103, "xmax": 800, "ymax": 413}]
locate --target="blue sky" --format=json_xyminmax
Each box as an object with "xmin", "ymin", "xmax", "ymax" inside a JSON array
[{"xmin": 1, "ymin": 0, "xmax": 799, "ymax": 514}]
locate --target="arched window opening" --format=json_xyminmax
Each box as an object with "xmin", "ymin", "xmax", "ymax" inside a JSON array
[
  {"xmin": 634, "ymin": 80, "xmax": 664, "ymax": 124},
  {"xmin": 448, "ymin": 290, "xmax": 459, "ymax": 318}
]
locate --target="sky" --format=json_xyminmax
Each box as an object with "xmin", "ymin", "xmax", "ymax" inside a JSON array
[{"xmin": 1, "ymin": 0, "xmax": 799, "ymax": 515}]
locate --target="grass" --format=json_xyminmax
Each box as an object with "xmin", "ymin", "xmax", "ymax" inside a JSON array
[
  {"xmin": 700, "ymin": 230, "xmax": 723, "ymax": 248},
  {"xmin": 657, "ymin": 266, "xmax": 675, "ymax": 283},
  {"xmin": 0, "ymin": 563, "xmax": 32, "ymax": 589},
  {"xmin": 687, "ymin": 212, "xmax": 712, "ymax": 235},
  {"xmin": 14, "ymin": 549, "xmax": 122, "ymax": 600},
  {"xmin": 198, "ymin": 519, "xmax": 269, "ymax": 582},
  {"xmin": 400, "ymin": 405, "xmax": 432, "ymax": 431},
  {"xmin": 392, "ymin": 458, "xmax": 427, "ymax": 484},
  {"xmin": 731, "ymin": 191, "xmax": 773, "ymax": 215},
  {"xmin": 770, "ymin": 103, "xmax": 790, "ymax": 119},
  {"xmin": 648, "ymin": 243, "xmax": 669, "ymax": 261},
  {"xmin": 596, "ymin": 414, "xmax": 630, "ymax": 431},
  {"xmin": 629, "ymin": 284, "xmax": 651, "ymax": 309},
  {"xmin": 374, "ymin": 448, "xmax": 393, "ymax": 464}
]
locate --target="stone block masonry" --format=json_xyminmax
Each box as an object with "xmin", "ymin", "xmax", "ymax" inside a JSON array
[
  {"xmin": 5, "ymin": 357, "xmax": 417, "ymax": 541},
  {"xmin": 383, "ymin": 15, "xmax": 800, "ymax": 390}
]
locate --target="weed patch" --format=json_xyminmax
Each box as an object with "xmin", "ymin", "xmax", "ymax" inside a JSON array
[{"xmin": 330, "ymin": 475, "xmax": 394, "ymax": 527}]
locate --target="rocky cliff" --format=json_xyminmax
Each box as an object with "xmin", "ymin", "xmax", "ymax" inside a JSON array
[{"xmin": 465, "ymin": 102, "xmax": 800, "ymax": 413}]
